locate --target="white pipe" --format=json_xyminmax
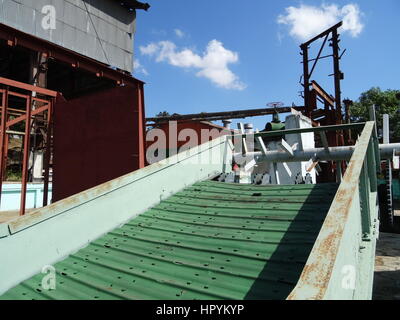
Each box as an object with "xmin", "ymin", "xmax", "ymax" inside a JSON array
[{"xmin": 234, "ymin": 143, "xmax": 400, "ymax": 163}]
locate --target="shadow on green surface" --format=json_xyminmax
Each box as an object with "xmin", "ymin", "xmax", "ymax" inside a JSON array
[{"xmin": 244, "ymin": 183, "xmax": 338, "ymax": 300}]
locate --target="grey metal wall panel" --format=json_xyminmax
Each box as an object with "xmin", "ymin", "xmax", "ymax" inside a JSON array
[{"xmin": 0, "ymin": 0, "xmax": 135, "ymax": 72}]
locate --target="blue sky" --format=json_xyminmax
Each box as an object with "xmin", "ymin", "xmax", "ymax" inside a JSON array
[{"xmin": 133, "ymin": 0, "xmax": 400, "ymax": 130}]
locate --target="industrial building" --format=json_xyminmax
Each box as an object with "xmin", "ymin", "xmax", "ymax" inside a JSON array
[
  {"xmin": 0, "ymin": 1, "xmax": 399, "ymax": 301},
  {"xmin": 0, "ymin": 0, "xmax": 149, "ymax": 211}
]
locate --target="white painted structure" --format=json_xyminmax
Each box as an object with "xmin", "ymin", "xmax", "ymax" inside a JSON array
[{"xmin": 252, "ymin": 111, "xmax": 316, "ymax": 185}]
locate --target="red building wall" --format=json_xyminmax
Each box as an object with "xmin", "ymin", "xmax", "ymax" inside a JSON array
[
  {"xmin": 52, "ymin": 83, "xmax": 145, "ymax": 202},
  {"xmin": 145, "ymin": 121, "xmax": 231, "ymax": 165}
]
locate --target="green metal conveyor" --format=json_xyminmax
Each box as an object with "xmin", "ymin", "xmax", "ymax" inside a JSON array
[{"xmin": 1, "ymin": 181, "xmax": 338, "ymax": 300}]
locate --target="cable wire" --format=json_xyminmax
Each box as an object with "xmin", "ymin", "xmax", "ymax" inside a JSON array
[{"xmin": 81, "ymin": 0, "xmax": 111, "ymax": 65}]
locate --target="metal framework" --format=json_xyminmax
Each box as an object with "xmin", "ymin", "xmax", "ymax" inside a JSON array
[
  {"xmin": 1, "ymin": 121, "xmax": 396, "ymax": 299},
  {"xmin": 119, "ymin": 0, "xmax": 151, "ymax": 11},
  {"xmin": 146, "ymin": 106, "xmax": 306, "ymax": 126},
  {"xmin": 0, "ymin": 23, "xmax": 143, "ymax": 87},
  {"xmin": 301, "ymin": 22, "xmax": 345, "ymax": 147},
  {"xmin": 0, "ymin": 77, "xmax": 56, "ymax": 216}
]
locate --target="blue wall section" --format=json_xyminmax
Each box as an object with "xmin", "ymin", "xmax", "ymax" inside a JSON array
[{"xmin": 1, "ymin": 184, "xmax": 52, "ymax": 211}]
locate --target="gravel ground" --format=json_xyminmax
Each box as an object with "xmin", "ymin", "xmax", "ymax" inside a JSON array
[{"xmin": 373, "ymin": 232, "xmax": 400, "ymax": 300}]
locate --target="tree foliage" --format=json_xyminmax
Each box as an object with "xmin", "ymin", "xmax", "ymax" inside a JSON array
[
  {"xmin": 156, "ymin": 111, "xmax": 171, "ymax": 118},
  {"xmin": 350, "ymin": 87, "xmax": 400, "ymax": 142}
]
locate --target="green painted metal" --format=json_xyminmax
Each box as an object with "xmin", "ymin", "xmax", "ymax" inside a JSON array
[
  {"xmin": 288, "ymin": 121, "xmax": 379, "ymax": 300},
  {"xmin": 394, "ymin": 179, "xmax": 400, "ymax": 200},
  {"xmin": 0, "ymin": 181, "xmax": 338, "ymax": 300},
  {"xmin": 0, "ymin": 121, "xmax": 381, "ymax": 300},
  {"xmin": 0, "ymin": 136, "xmax": 231, "ymax": 296},
  {"xmin": 265, "ymin": 122, "xmax": 285, "ymax": 132}
]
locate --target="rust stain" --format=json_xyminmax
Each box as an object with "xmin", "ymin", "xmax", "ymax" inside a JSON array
[
  {"xmin": 7, "ymin": 154, "xmax": 197, "ymax": 234},
  {"xmin": 289, "ymin": 172, "xmax": 359, "ymax": 299}
]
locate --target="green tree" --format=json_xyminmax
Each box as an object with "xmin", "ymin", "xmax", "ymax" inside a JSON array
[
  {"xmin": 350, "ymin": 87, "xmax": 400, "ymax": 142},
  {"xmin": 156, "ymin": 111, "xmax": 171, "ymax": 118}
]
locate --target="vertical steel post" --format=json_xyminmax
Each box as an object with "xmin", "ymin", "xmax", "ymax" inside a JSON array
[
  {"xmin": 343, "ymin": 99, "xmax": 352, "ymax": 144},
  {"xmin": 369, "ymin": 105, "xmax": 381, "ymax": 173},
  {"xmin": 367, "ymin": 139, "xmax": 377, "ymax": 193},
  {"xmin": 360, "ymin": 160, "xmax": 371, "ymax": 237},
  {"xmin": 383, "ymin": 114, "xmax": 390, "ymax": 144},
  {"xmin": 0, "ymin": 88, "xmax": 9, "ymax": 209},
  {"xmin": 137, "ymin": 83, "xmax": 145, "ymax": 169},
  {"xmin": 3, "ymin": 132, "xmax": 9, "ymax": 181},
  {"xmin": 20, "ymin": 95, "xmax": 32, "ymax": 216},
  {"xmin": 43, "ymin": 100, "xmax": 53, "ymax": 207},
  {"xmin": 301, "ymin": 45, "xmax": 310, "ymax": 116},
  {"xmin": 368, "ymin": 105, "xmax": 377, "ymax": 134},
  {"xmin": 336, "ymin": 160, "xmax": 342, "ymax": 183},
  {"xmin": 332, "ymin": 28, "xmax": 342, "ymax": 125}
]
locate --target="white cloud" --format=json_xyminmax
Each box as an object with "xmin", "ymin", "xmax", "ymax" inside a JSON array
[
  {"xmin": 140, "ymin": 40, "xmax": 246, "ymax": 90},
  {"xmin": 174, "ymin": 29, "xmax": 185, "ymax": 38},
  {"xmin": 139, "ymin": 43, "xmax": 159, "ymax": 56},
  {"xmin": 277, "ymin": 3, "xmax": 364, "ymax": 41},
  {"xmin": 133, "ymin": 59, "xmax": 148, "ymax": 76}
]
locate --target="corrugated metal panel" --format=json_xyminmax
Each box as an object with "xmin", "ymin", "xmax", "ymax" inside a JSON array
[
  {"xmin": 0, "ymin": 0, "xmax": 135, "ymax": 72},
  {"xmin": 0, "ymin": 181, "xmax": 338, "ymax": 300}
]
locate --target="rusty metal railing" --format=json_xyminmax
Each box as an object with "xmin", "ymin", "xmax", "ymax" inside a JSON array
[
  {"xmin": 0, "ymin": 77, "xmax": 57, "ymax": 216},
  {"xmin": 287, "ymin": 121, "xmax": 381, "ymax": 299}
]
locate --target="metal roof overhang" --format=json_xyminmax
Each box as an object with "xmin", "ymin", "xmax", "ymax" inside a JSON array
[
  {"xmin": 0, "ymin": 23, "xmax": 144, "ymax": 87},
  {"xmin": 117, "ymin": 0, "xmax": 151, "ymax": 11}
]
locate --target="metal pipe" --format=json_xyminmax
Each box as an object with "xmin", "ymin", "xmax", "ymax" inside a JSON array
[
  {"xmin": 20, "ymin": 95, "xmax": 32, "ymax": 216},
  {"xmin": 244, "ymin": 123, "xmax": 254, "ymax": 133},
  {"xmin": 222, "ymin": 119, "xmax": 232, "ymax": 129},
  {"xmin": 0, "ymin": 88, "xmax": 8, "ymax": 208},
  {"xmin": 379, "ymin": 143, "xmax": 400, "ymax": 158},
  {"xmin": 383, "ymin": 114, "xmax": 389, "ymax": 144},
  {"xmin": 234, "ymin": 143, "xmax": 400, "ymax": 163},
  {"xmin": 43, "ymin": 98, "xmax": 53, "ymax": 207}
]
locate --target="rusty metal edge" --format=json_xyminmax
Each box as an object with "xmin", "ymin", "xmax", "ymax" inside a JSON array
[
  {"xmin": 287, "ymin": 121, "xmax": 375, "ymax": 300},
  {"xmin": 1, "ymin": 137, "xmax": 228, "ymax": 236}
]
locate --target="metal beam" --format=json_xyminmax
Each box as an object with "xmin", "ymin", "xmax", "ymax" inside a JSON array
[
  {"xmin": 20, "ymin": 96, "xmax": 32, "ymax": 216},
  {"xmin": 278, "ymin": 139, "xmax": 294, "ymax": 157},
  {"xmin": 0, "ymin": 77, "xmax": 57, "ymax": 97},
  {"xmin": 383, "ymin": 114, "xmax": 390, "ymax": 144},
  {"xmin": 0, "ymin": 88, "xmax": 8, "ymax": 208},
  {"xmin": 235, "ymin": 143, "xmax": 400, "ymax": 163},
  {"xmin": 3, "ymin": 105, "xmax": 49, "ymax": 129},
  {"xmin": 120, "ymin": 0, "xmax": 150, "ymax": 11},
  {"xmin": 300, "ymin": 22, "xmax": 343, "ymax": 48},
  {"xmin": 146, "ymin": 106, "xmax": 306, "ymax": 124},
  {"xmin": 255, "ymin": 129, "xmax": 268, "ymax": 155},
  {"xmin": 331, "ymin": 27, "xmax": 343, "ymax": 127},
  {"xmin": 0, "ymin": 23, "xmax": 142, "ymax": 87},
  {"xmin": 309, "ymin": 34, "xmax": 329, "ymax": 79},
  {"xmin": 312, "ymin": 81, "xmax": 335, "ymax": 107},
  {"xmin": 319, "ymin": 131, "xmax": 330, "ymax": 152},
  {"xmin": 245, "ymin": 123, "xmax": 365, "ymax": 139}
]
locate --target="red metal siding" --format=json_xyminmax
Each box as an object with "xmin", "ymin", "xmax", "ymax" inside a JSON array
[
  {"xmin": 145, "ymin": 121, "xmax": 230, "ymax": 165},
  {"xmin": 53, "ymin": 84, "xmax": 145, "ymax": 202}
]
